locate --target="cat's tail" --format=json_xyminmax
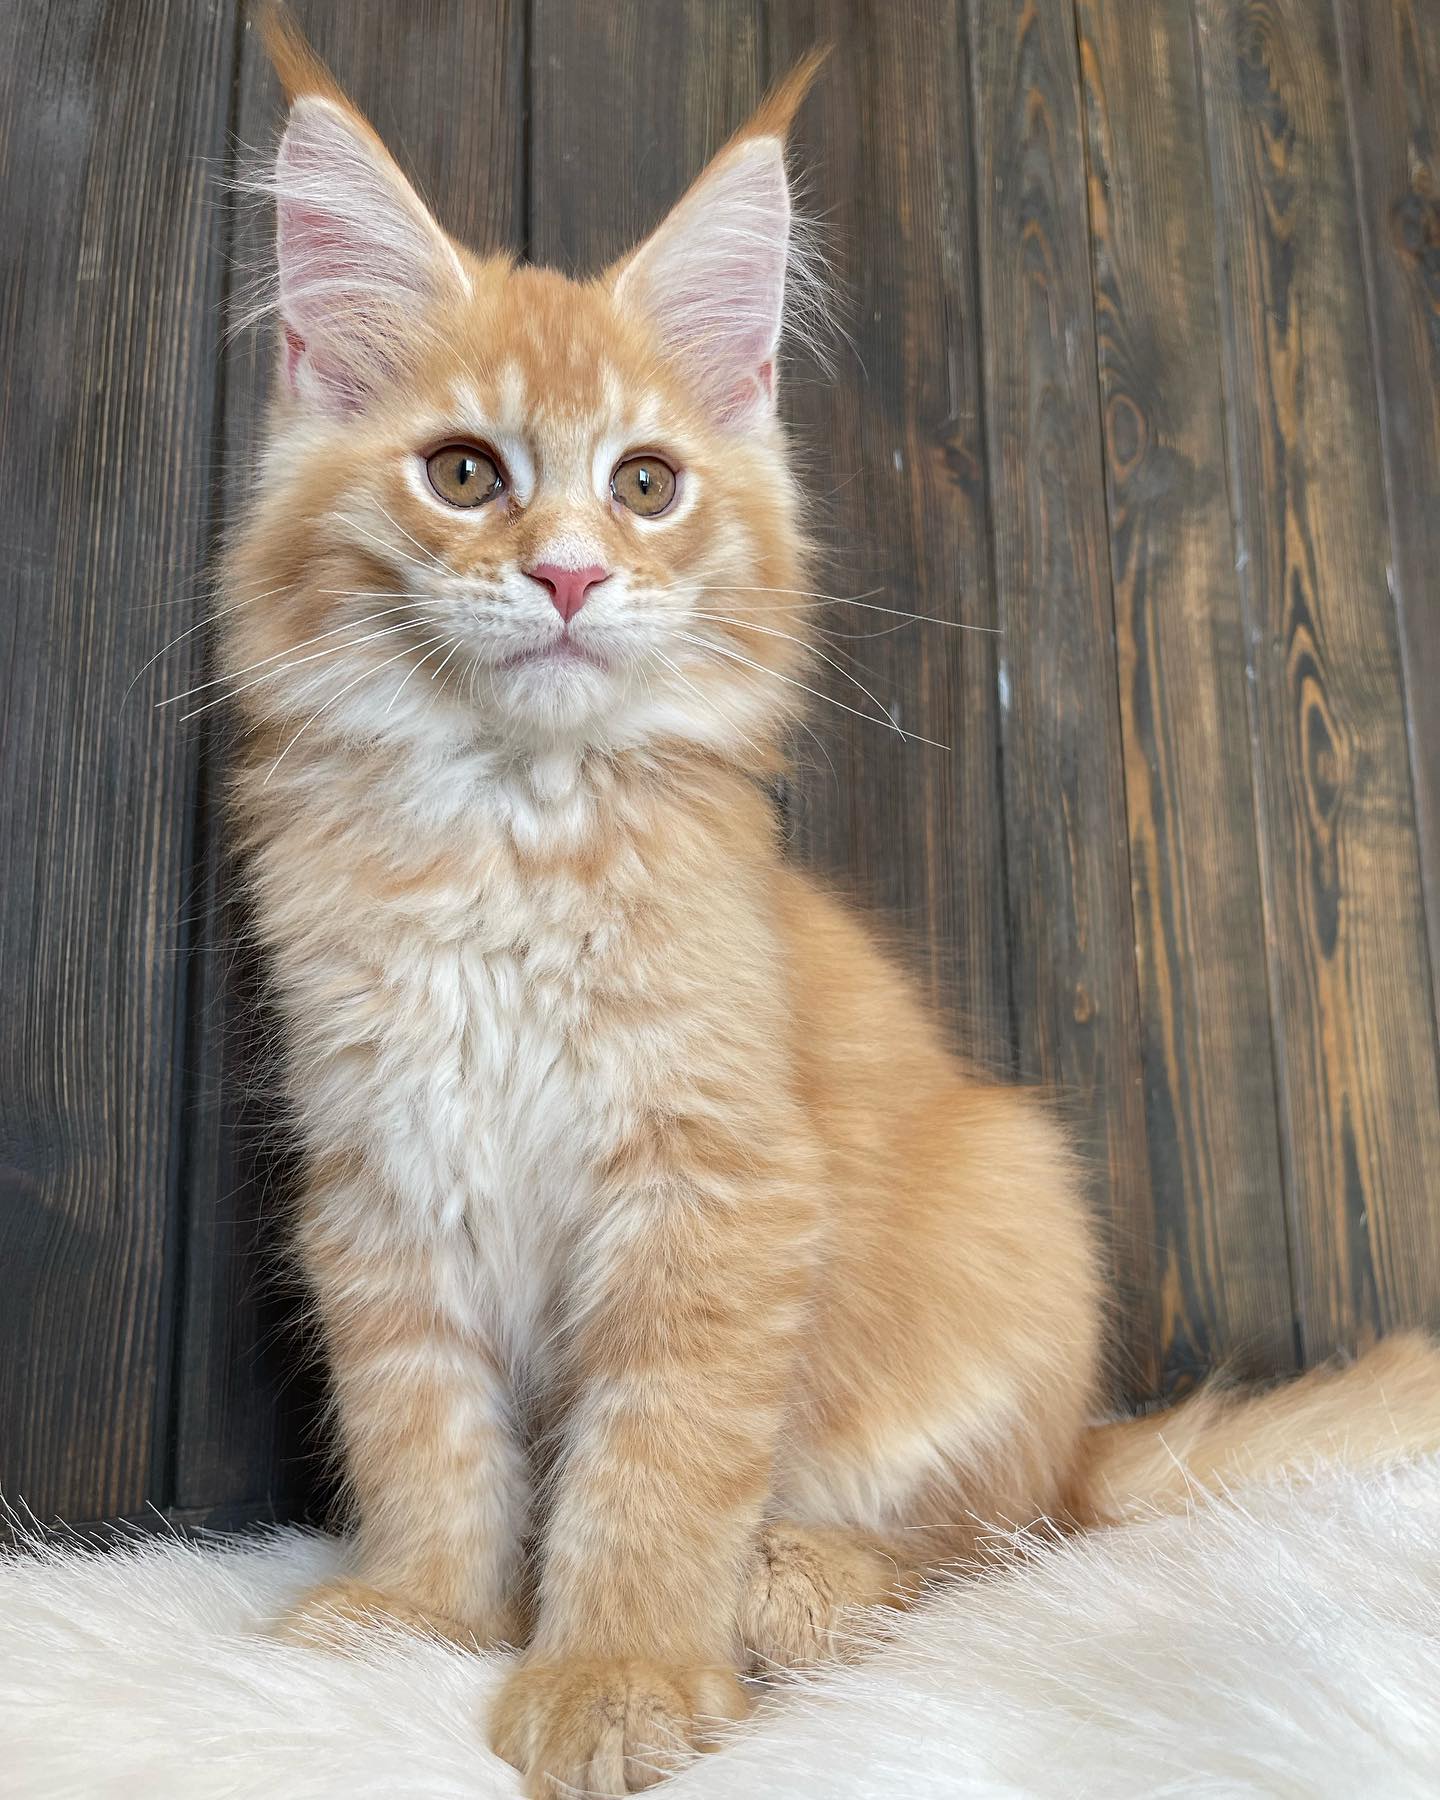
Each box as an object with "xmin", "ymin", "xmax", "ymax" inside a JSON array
[{"xmin": 1070, "ymin": 1331, "xmax": 1440, "ymax": 1525}]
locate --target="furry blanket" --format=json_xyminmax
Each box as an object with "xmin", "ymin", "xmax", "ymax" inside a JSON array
[{"xmin": 4, "ymin": 1459, "xmax": 1439, "ymax": 1799}]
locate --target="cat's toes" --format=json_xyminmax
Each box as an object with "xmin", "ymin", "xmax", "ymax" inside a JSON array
[
  {"xmin": 489, "ymin": 1657, "xmax": 747, "ymax": 1797},
  {"xmin": 738, "ymin": 1522, "xmax": 921, "ymax": 1670},
  {"xmin": 273, "ymin": 1576, "xmax": 514, "ymax": 1652}
]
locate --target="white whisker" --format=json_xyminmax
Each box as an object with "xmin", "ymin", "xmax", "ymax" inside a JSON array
[
  {"xmin": 162, "ymin": 606, "xmax": 429, "ymax": 711},
  {"xmin": 264, "ymin": 631, "xmax": 451, "ymax": 783},
  {"xmin": 648, "ymin": 647, "xmax": 766, "ymax": 762},
  {"xmin": 426, "ymin": 637, "xmax": 464, "ymax": 689},
  {"xmin": 315, "ymin": 589, "xmax": 433, "ymax": 602},
  {"xmin": 125, "ymin": 585, "xmax": 295, "ymax": 704},
  {"xmin": 673, "ymin": 629, "xmax": 950, "ymax": 751},
  {"xmin": 343, "ymin": 508, "xmax": 452, "ymax": 583},
  {"xmin": 691, "ymin": 584, "xmax": 999, "ymax": 632},
  {"xmin": 689, "ymin": 610, "xmax": 909, "ymax": 732},
  {"xmin": 792, "ymin": 714, "xmax": 839, "ymax": 787},
  {"xmin": 177, "ymin": 617, "xmax": 429, "ymax": 723},
  {"xmin": 384, "ymin": 634, "xmax": 458, "ymax": 715},
  {"xmin": 372, "ymin": 500, "xmax": 454, "ymax": 577}
]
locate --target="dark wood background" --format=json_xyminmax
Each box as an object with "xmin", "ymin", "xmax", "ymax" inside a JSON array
[{"xmin": 2, "ymin": 0, "xmax": 1437, "ymax": 1531}]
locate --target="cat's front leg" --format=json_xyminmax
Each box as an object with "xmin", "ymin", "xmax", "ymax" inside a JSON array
[
  {"xmin": 279, "ymin": 1182, "xmax": 529, "ymax": 1651},
  {"xmin": 490, "ymin": 1138, "xmax": 818, "ymax": 1796}
]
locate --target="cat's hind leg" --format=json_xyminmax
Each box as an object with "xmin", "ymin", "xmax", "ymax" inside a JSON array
[
  {"xmin": 735, "ymin": 1521, "xmax": 934, "ymax": 1670},
  {"xmin": 742, "ymin": 1358, "xmax": 1087, "ymax": 1672},
  {"xmin": 276, "ymin": 1576, "xmax": 493, "ymax": 1650}
]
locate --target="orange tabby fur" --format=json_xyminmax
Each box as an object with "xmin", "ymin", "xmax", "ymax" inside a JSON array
[{"xmin": 220, "ymin": 12, "xmax": 1440, "ymax": 1795}]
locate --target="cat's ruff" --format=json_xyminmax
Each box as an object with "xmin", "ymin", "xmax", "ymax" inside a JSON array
[{"xmin": 5, "ymin": 1457, "xmax": 1440, "ymax": 1799}]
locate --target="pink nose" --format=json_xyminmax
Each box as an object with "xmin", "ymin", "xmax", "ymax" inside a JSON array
[{"xmin": 525, "ymin": 562, "xmax": 608, "ymax": 623}]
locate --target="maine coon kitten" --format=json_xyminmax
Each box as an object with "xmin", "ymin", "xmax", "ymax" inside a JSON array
[{"xmin": 220, "ymin": 12, "xmax": 1440, "ymax": 1795}]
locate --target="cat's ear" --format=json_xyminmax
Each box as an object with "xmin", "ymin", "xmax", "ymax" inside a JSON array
[
  {"xmin": 609, "ymin": 51, "xmax": 827, "ymax": 429},
  {"xmin": 259, "ymin": 4, "xmax": 469, "ymax": 414}
]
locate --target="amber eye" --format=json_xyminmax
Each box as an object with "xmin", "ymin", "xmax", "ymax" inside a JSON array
[
  {"xmin": 425, "ymin": 443, "xmax": 504, "ymax": 507},
  {"xmin": 611, "ymin": 453, "xmax": 677, "ymax": 518}
]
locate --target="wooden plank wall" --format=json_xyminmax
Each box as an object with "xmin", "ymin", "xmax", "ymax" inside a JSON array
[
  {"xmin": 0, "ymin": 0, "xmax": 239, "ymax": 1526},
  {"xmin": 2, "ymin": 0, "xmax": 1436, "ymax": 1528}
]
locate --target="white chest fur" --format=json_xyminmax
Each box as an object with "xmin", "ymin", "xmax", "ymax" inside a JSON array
[
  {"xmin": 261, "ymin": 762, "xmax": 644, "ymax": 1374},
  {"xmin": 252, "ymin": 745, "xmax": 770, "ymax": 1379},
  {"xmin": 348, "ymin": 936, "xmax": 603, "ymax": 1363}
]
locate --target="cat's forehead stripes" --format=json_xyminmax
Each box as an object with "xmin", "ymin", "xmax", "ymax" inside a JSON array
[
  {"xmin": 447, "ymin": 276, "xmax": 675, "ymax": 433},
  {"xmin": 497, "ymin": 362, "xmax": 528, "ymax": 431},
  {"xmin": 442, "ymin": 370, "xmax": 672, "ymax": 507},
  {"xmin": 447, "ymin": 381, "xmax": 536, "ymax": 503}
]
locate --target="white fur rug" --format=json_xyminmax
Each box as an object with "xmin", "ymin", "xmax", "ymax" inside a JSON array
[{"xmin": 4, "ymin": 1459, "xmax": 1440, "ymax": 1799}]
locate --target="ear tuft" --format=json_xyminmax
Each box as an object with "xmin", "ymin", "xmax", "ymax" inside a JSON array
[
  {"xmin": 257, "ymin": 1, "xmax": 349, "ymax": 108},
  {"xmin": 742, "ymin": 44, "xmax": 830, "ymax": 142}
]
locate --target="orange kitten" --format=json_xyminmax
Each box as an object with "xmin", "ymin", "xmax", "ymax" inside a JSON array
[{"xmin": 221, "ymin": 12, "xmax": 1440, "ymax": 1796}]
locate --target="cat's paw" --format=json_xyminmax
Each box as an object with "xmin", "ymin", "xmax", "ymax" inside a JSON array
[
  {"xmin": 273, "ymin": 1576, "xmax": 515, "ymax": 1652},
  {"xmin": 489, "ymin": 1657, "xmax": 747, "ymax": 1796},
  {"xmin": 738, "ymin": 1522, "xmax": 921, "ymax": 1670}
]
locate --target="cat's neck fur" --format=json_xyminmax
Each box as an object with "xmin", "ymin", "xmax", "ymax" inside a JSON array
[{"xmin": 236, "ymin": 718, "xmax": 778, "ymax": 890}]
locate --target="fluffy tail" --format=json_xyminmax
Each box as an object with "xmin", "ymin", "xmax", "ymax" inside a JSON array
[{"xmin": 1072, "ymin": 1332, "xmax": 1440, "ymax": 1525}]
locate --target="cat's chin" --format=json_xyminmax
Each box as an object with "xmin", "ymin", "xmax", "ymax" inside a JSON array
[
  {"xmin": 485, "ymin": 652, "xmax": 621, "ymax": 741},
  {"xmin": 498, "ymin": 637, "xmax": 606, "ymax": 674}
]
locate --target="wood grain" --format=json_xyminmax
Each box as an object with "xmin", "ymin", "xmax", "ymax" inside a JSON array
[
  {"xmin": 1195, "ymin": 0, "xmax": 1440, "ymax": 1357},
  {"xmin": 172, "ymin": 0, "xmax": 527, "ymax": 1519},
  {"xmin": 1335, "ymin": 0, "xmax": 1440, "ymax": 1037},
  {"xmin": 529, "ymin": 0, "xmax": 764, "ymax": 273},
  {"xmin": 1074, "ymin": 0, "xmax": 1294, "ymax": 1384},
  {"xmin": 967, "ymin": 1, "xmax": 1157, "ymax": 1398},
  {"xmin": 0, "ymin": 0, "xmax": 236, "ymax": 1519},
  {"xmin": 763, "ymin": 0, "xmax": 1011, "ymax": 1063},
  {"xmin": 7, "ymin": 0, "xmax": 1439, "ymax": 1527}
]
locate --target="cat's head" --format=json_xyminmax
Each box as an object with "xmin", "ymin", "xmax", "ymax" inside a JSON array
[{"xmin": 224, "ymin": 9, "xmax": 825, "ymax": 767}]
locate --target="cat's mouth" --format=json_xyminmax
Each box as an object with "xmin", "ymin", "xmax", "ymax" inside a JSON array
[{"xmin": 498, "ymin": 636, "xmax": 606, "ymax": 674}]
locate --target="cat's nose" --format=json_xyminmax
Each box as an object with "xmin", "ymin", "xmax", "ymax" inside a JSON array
[{"xmin": 524, "ymin": 562, "xmax": 609, "ymax": 623}]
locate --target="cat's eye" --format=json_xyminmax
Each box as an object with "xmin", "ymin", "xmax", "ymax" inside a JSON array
[
  {"xmin": 611, "ymin": 454, "xmax": 677, "ymax": 518},
  {"xmin": 426, "ymin": 443, "xmax": 504, "ymax": 507}
]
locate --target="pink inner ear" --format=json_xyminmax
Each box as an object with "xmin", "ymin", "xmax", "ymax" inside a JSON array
[
  {"xmin": 271, "ymin": 97, "xmax": 463, "ymax": 412},
  {"xmin": 283, "ymin": 325, "xmax": 306, "ymax": 389},
  {"xmin": 616, "ymin": 136, "xmax": 791, "ymax": 428},
  {"xmin": 278, "ymin": 197, "xmax": 378, "ymax": 288}
]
